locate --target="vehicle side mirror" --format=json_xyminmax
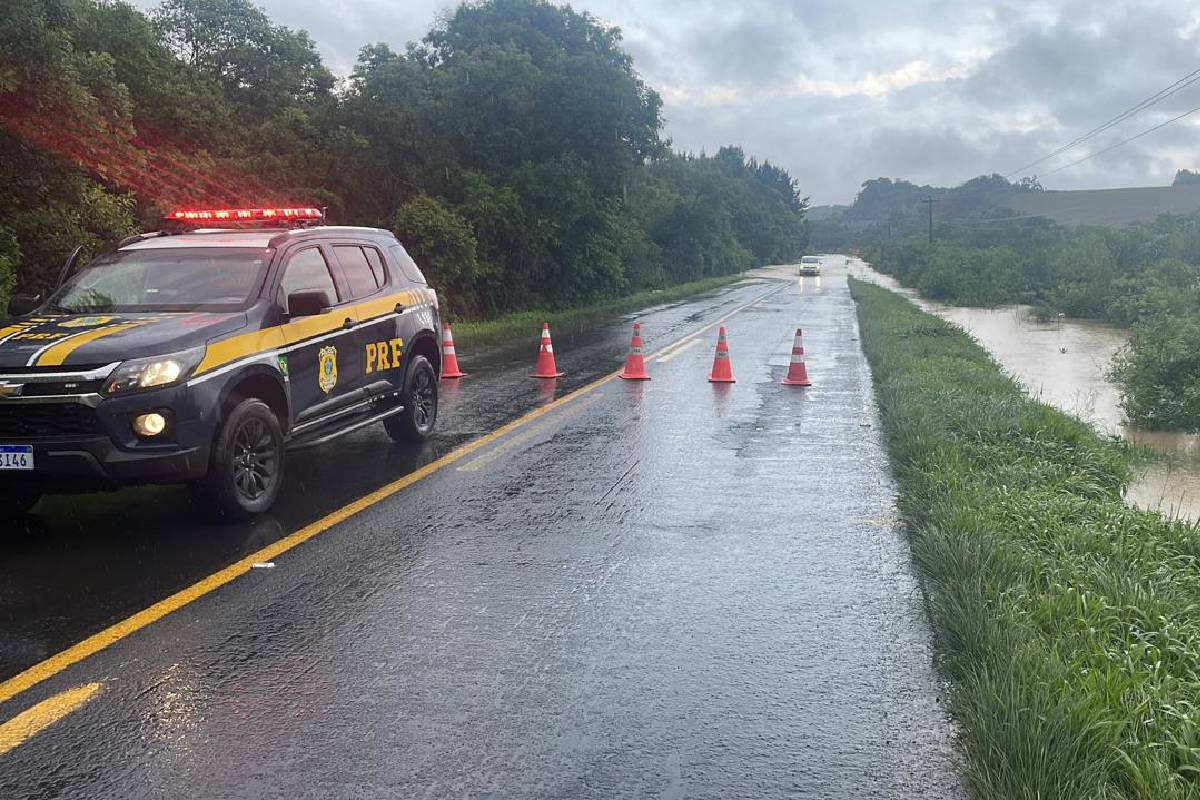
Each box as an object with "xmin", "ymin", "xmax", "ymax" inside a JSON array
[
  {"xmin": 7, "ymin": 293, "xmax": 41, "ymax": 318},
  {"xmin": 287, "ymin": 290, "xmax": 331, "ymax": 318}
]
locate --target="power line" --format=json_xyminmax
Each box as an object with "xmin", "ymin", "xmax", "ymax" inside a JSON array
[
  {"xmin": 1006, "ymin": 66, "xmax": 1200, "ymax": 178},
  {"xmin": 1007, "ymin": 67, "xmax": 1200, "ymax": 176},
  {"xmin": 1041, "ymin": 103, "xmax": 1200, "ymax": 176}
]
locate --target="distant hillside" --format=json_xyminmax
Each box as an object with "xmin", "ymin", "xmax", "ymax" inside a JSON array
[
  {"xmin": 1003, "ymin": 185, "xmax": 1200, "ymax": 226},
  {"xmin": 841, "ymin": 174, "xmax": 1031, "ymax": 229},
  {"xmin": 810, "ymin": 176, "xmax": 1200, "ymax": 252},
  {"xmin": 808, "ymin": 174, "xmax": 1036, "ymax": 250}
]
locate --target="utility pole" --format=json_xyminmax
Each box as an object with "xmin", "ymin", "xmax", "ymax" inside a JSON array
[{"xmin": 922, "ymin": 198, "xmax": 938, "ymax": 244}]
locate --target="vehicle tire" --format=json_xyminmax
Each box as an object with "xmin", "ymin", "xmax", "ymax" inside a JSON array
[
  {"xmin": 3, "ymin": 489, "xmax": 41, "ymax": 514},
  {"xmin": 384, "ymin": 354, "xmax": 438, "ymax": 443},
  {"xmin": 194, "ymin": 398, "xmax": 285, "ymax": 520}
]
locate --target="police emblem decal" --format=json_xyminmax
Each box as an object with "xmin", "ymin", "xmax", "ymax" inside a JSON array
[{"xmin": 318, "ymin": 346, "xmax": 338, "ymax": 394}]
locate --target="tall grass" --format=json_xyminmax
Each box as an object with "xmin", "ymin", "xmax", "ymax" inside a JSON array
[{"xmin": 850, "ymin": 279, "xmax": 1200, "ymax": 799}]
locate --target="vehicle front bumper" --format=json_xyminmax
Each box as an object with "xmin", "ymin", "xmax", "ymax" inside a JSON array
[
  {"xmin": 0, "ymin": 378, "xmax": 214, "ymax": 492},
  {"xmin": 1, "ymin": 437, "xmax": 209, "ymax": 491}
]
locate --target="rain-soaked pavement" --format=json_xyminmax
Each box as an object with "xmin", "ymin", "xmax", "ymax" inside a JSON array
[{"xmin": 0, "ymin": 263, "xmax": 964, "ymax": 798}]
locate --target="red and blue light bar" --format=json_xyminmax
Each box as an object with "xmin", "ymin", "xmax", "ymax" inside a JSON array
[{"xmin": 166, "ymin": 207, "xmax": 323, "ymax": 223}]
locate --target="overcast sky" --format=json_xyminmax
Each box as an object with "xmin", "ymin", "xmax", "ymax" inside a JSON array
[{"xmin": 133, "ymin": 0, "xmax": 1200, "ymax": 204}]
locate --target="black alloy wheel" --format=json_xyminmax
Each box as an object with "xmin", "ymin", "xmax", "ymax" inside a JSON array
[
  {"xmin": 192, "ymin": 397, "xmax": 285, "ymax": 520},
  {"xmin": 385, "ymin": 354, "xmax": 438, "ymax": 442},
  {"xmin": 232, "ymin": 416, "xmax": 279, "ymax": 503}
]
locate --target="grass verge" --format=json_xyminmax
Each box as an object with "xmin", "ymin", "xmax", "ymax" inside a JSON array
[
  {"xmin": 850, "ymin": 278, "xmax": 1200, "ymax": 800},
  {"xmin": 447, "ymin": 274, "xmax": 743, "ymax": 350}
]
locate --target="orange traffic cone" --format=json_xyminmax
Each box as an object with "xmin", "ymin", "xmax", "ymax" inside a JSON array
[
  {"xmin": 707, "ymin": 326, "xmax": 735, "ymax": 383},
  {"xmin": 441, "ymin": 321, "xmax": 466, "ymax": 379},
  {"xmin": 619, "ymin": 322, "xmax": 650, "ymax": 380},
  {"xmin": 530, "ymin": 322, "xmax": 565, "ymax": 378},
  {"xmin": 782, "ymin": 328, "xmax": 812, "ymax": 386}
]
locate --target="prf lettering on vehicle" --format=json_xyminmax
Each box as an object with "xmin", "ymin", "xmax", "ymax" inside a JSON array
[{"xmin": 365, "ymin": 338, "xmax": 404, "ymax": 374}]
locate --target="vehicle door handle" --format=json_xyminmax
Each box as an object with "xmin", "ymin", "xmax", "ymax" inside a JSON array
[{"xmin": 342, "ymin": 317, "xmax": 355, "ymax": 330}]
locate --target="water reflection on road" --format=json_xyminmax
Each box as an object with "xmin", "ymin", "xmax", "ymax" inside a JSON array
[{"xmin": 850, "ymin": 260, "xmax": 1200, "ymax": 523}]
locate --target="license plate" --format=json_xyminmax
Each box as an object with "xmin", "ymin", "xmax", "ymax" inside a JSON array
[{"xmin": 0, "ymin": 445, "xmax": 33, "ymax": 471}]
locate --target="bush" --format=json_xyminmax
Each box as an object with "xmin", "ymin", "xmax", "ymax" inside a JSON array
[{"xmin": 1111, "ymin": 312, "xmax": 1200, "ymax": 431}]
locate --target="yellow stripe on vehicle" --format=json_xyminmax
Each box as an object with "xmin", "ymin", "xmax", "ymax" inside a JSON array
[
  {"xmin": 196, "ymin": 311, "xmax": 353, "ymax": 375},
  {"xmin": 195, "ymin": 326, "xmax": 289, "ymax": 375},
  {"xmin": 35, "ymin": 323, "xmax": 150, "ymax": 367},
  {"xmin": 193, "ymin": 290, "xmax": 419, "ymax": 376},
  {"xmin": 354, "ymin": 290, "xmax": 411, "ymax": 322}
]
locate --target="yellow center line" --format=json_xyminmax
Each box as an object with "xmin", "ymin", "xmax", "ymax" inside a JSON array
[
  {"xmin": 655, "ymin": 338, "xmax": 702, "ymax": 364},
  {"xmin": 0, "ymin": 278, "xmax": 788, "ymax": 712},
  {"xmin": 647, "ymin": 336, "xmax": 690, "ymax": 361},
  {"xmin": 457, "ymin": 395, "xmax": 601, "ymax": 473},
  {"xmin": 0, "ymin": 683, "xmax": 101, "ymax": 756}
]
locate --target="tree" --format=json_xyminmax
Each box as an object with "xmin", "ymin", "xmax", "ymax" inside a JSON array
[
  {"xmin": 152, "ymin": 0, "xmax": 334, "ymax": 124},
  {"xmin": 418, "ymin": 0, "xmax": 664, "ymax": 193},
  {"xmin": 392, "ymin": 196, "xmax": 482, "ymax": 316},
  {"xmin": 1173, "ymin": 169, "xmax": 1200, "ymax": 186}
]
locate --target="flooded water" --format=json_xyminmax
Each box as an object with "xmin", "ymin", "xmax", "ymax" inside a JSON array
[{"xmin": 848, "ymin": 259, "xmax": 1200, "ymax": 523}]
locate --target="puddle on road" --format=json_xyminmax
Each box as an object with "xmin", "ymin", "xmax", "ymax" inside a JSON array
[{"xmin": 850, "ymin": 261, "xmax": 1200, "ymax": 523}]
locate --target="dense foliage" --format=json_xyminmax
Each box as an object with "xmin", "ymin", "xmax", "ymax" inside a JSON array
[
  {"xmin": 0, "ymin": 0, "xmax": 808, "ymax": 317},
  {"xmin": 865, "ymin": 213, "xmax": 1200, "ymax": 430},
  {"xmin": 853, "ymin": 279, "xmax": 1200, "ymax": 800}
]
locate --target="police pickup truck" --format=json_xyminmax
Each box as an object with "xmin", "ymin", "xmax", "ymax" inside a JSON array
[{"xmin": 0, "ymin": 207, "xmax": 441, "ymax": 519}]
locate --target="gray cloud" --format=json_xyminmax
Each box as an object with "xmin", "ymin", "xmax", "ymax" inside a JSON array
[{"xmin": 128, "ymin": 0, "xmax": 1200, "ymax": 202}]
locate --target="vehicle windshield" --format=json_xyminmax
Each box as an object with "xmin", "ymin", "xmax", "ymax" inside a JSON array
[{"xmin": 50, "ymin": 247, "xmax": 270, "ymax": 313}]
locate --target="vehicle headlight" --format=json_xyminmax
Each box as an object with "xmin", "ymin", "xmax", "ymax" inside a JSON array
[{"xmin": 104, "ymin": 347, "xmax": 206, "ymax": 395}]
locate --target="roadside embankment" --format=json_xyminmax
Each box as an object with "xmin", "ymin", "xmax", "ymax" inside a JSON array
[
  {"xmin": 850, "ymin": 278, "xmax": 1200, "ymax": 799},
  {"xmin": 448, "ymin": 274, "xmax": 742, "ymax": 350}
]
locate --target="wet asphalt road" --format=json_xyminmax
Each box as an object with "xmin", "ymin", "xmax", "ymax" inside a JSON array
[
  {"xmin": 0, "ymin": 264, "xmax": 964, "ymax": 798},
  {"xmin": 0, "ymin": 279, "xmax": 774, "ymax": 681}
]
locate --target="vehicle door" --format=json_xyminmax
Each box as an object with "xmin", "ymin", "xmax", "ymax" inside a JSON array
[
  {"xmin": 275, "ymin": 244, "xmax": 363, "ymax": 424},
  {"xmin": 330, "ymin": 242, "xmax": 408, "ymax": 399}
]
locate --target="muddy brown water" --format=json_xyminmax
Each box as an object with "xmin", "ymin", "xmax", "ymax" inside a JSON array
[{"xmin": 847, "ymin": 259, "xmax": 1200, "ymax": 523}]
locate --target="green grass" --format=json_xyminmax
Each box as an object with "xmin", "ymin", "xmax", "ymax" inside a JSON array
[
  {"xmin": 446, "ymin": 274, "xmax": 743, "ymax": 351},
  {"xmin": 850, "ymin": 279, "xmax": 1200, "ymax": 800}
]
